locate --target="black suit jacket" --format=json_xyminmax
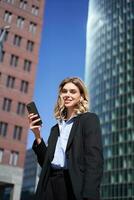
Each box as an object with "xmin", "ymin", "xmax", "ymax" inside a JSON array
[{"xmin": 32, "ymin": 112, "xmax": 104, "ymax": 200}]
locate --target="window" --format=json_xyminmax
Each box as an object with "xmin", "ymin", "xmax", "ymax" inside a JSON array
[
  {"xmin": 29, "ymin": 22, "xmax": 37, "ymax": 34},
  {"xmin": 9, "ymin": 151, "xmax": 19, "ymax": 166},
  {"xmin": 17, "ymin": 102, "xmax": 25, "ymax": 115},
  {"xmin": 0, "ymin": 149, "xmax": 4, "ymax": 162},
  {"xmin": 13, "ymin": 125, "xmax": 22, "ymax": 140},
  {"xmin": 3, "ymin": 98, "xmax": 12, "ymax": 112},
  {"xmin": 26, "ymin": 40, "xmax": 34, "ymax": 52},
  {"xmin": 6, "ymin": 76, "xmax": 15, "ymax": 88},
  {"xmin": 10, "ymin": 55, "xmax": 19, "ymax": 67},
  {"xmin": 4, "ymin": 11, "xmax": 12, "ymax": 23},
  {"xmin": 13, "ymin": 35, "xmax": 22, "ymax": 46},
  {"xmin": 20, "ymin": 80, "xmax": 28, "ymax": 93},
  {"xmin": 4, "ymin": 0, "xmax": 14, "ymax": 3},
  {"xmin": 0, "ymin": 29, "xmax": 9, "ymax": 41},
  {"xmin": 4, "ymin": 31, "xmax": 9, "ymax": 41},
  {"xmin": 23, "ymin": 59, "xmax": 31, "ymax": 72},
  {"xmin": 31, "ymin": 5, "xmax": 39, "ymax": 16},
  {"xmin": 19, "ymin": 0, "xmax": 27, "ymax": 10},
  {"xmin": 17, "ymin": 16, "xmax": 24, "ymax": 29},
  {"xmin": 0, "ymin": 122, "xmax": 8, "ymax": 137},
  {"xmin": 0, "ymin": 51, "xmax": 5, "ymax": 63}
]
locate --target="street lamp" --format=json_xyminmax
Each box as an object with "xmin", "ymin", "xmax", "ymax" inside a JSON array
[{"xmin": 0, "ymin": 25, "xmax": 10, "ymax": 59}]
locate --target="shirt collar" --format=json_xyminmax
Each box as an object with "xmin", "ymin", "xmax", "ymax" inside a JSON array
[{"xmin": 58, "ymin": 115, "xmax": 77, "ymax": 125}]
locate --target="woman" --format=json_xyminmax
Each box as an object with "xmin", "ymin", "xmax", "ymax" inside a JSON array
[{"xmin": 28, "ymin": 77, "xmax": 104, "ymax": 200}]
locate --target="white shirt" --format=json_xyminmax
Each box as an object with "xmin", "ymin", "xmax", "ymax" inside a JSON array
[{"xmin": 51, "ymin": 117, "xmax": 75, "ymax": 169}]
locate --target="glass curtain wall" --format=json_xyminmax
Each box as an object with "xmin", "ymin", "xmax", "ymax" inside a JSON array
[{"xmin": 85, "ymin": 0, "xmax": 134, "ymax": 199}]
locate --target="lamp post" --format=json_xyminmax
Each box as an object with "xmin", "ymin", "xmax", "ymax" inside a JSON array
[{"xmin": 0, "ymin": 25, "xmax": 10, "ymax": 59}]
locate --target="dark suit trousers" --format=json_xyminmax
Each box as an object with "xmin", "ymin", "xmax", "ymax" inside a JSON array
[{"xmin": 44, "ymin": 168, "xmax": 76, "ymax": 200}]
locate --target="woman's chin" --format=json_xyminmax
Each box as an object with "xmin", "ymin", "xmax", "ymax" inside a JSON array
[{"xmin": 65, "ymin": 104, "xmax": 75, "ymax": 109}]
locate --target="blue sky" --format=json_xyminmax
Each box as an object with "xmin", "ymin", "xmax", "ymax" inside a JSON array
[{"xmin": 27, "ymin": 0, "xmax": 89, "ymax": 148}]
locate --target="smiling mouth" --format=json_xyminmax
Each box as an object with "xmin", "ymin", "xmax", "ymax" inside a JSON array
[{"xmin": 64, "ymin": 99, "xmax": 72, "ymax": 103}]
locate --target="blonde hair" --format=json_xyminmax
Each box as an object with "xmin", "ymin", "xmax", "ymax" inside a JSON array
[{"xmin": 54, "ymin": 77, "xmax": 89, "ymax": 120}]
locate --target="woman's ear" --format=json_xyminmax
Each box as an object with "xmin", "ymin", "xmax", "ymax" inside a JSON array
[{"xmin": 80, "ymin": 96, "xmax": 83, "ymax": 102}]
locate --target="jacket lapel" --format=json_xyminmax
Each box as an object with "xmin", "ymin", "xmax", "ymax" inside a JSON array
[
  {"xmin": 49, "ymin": 115, "xmax": 81, "ymax": 160},
  {"xmin": 66, "ymin": 115, "xmax": 80, "ymax": 152},
  {"xmin": 48, "ymin": 124, "xmax": 59, "ymax": 161}
]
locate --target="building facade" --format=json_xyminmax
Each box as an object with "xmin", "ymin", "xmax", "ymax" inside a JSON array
[
  {"xmin": 0, "ymin": 0, "xmax": 45, "ymax": 199},
  {"xmin": 21, "ymin": 148, "xmax": 41, "ymax": 199},
  {"xmin": 85, "ymin": 0, "xmax": 134, "ymax": 199}
]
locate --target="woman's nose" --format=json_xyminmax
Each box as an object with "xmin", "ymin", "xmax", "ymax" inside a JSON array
[{"xmin": 64, "ymin": 91, "xmax": 70, "ymax": 96}]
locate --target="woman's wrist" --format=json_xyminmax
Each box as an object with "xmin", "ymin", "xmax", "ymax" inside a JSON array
[
  {"xmin": 34, "ymin": 131, "xmax": 41, "ymax": 144},
  {"xmin": 35, "ymin": 136, "xmax": 42, "ymax": 145}
]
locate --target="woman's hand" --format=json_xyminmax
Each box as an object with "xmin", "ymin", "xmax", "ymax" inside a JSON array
[{"xmin": 28, "ymin": 113, "xmax": 42, "ymax": 145}]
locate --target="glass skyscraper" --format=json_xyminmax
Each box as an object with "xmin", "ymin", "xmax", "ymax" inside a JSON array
[{"xmin": 85, "ymin": 0, "xmax": 134, "ymax": 199}]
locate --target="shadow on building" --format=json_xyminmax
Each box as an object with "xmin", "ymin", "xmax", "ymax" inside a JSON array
[{"xmin": 21, "ymin": 190, "xmax": 35, "ymax": 200}]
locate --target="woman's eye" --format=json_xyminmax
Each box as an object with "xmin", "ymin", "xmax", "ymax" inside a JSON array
[
  {"xmin": 70, "ymin": 90, "xmax": 76, "ymax": 94},
  {"xmin": 61, "ymin": 89, "xmax": 67, "ymax": 93},
  {"xmin": 61, "ymin": 89, "xmax": 77, "ymax": 94}
]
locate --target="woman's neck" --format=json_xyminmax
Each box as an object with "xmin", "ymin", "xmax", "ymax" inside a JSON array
[{"xmin": 66, "ymin": 109, "xmax": 75, "ymax": 120}]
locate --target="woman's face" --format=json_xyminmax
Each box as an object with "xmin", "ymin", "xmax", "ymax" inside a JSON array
[{"xmin": 60, "ymin": 82, "xmax": 81, "ymax": 110}]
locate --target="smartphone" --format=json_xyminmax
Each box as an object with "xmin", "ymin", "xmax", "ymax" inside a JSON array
[{"xmin": 26, "ymin": 101, "xmax": 42, "ymax": 126}]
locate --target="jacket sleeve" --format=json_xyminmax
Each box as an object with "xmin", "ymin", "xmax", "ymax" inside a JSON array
[
  {"xmin": 32, "ymin": 138, "xmax": 47, "ymax": 167},
  {"xmin": 82, "ymin": 113, "xmax": 104, "ymax": 200}
]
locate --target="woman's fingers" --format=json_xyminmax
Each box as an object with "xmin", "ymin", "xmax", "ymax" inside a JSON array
[
  {"xmin": 28, "ymin": 114, "xmax": 41, "ymax": 124},
  {"xmin": 28, "ymin": 113, "xmax": 37, "ymax": 120},
  {"xmin": 31, "ymin": 117, "xmax": 41, "ymax": 123},
  {"xmin": 28, "ymin": 113, "xmax": 34, "ymax": 123},
  {"xmin": 27, "ymin": 113, "xmax": 42, "ymax": 137},
  {"xmin": 30, "ymin": 125, "xmax": 40, "ymax": 130},
  {"xmin": 30, "ymin": 117, "xmax": 41, "ymax": 130}
]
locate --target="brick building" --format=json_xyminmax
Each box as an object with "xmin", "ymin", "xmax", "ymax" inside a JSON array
[{"xmin": 0, "ymin": 0, "xmax": 45, "ymax": 199}]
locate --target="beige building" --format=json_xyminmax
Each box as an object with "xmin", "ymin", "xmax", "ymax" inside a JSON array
[{"xmin": 0, "ymin": 0, "xmax": 45, "ymax": 199}]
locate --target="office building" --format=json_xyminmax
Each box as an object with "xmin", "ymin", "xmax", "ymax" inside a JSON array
[
  {"xmin": 22, "ymin": 149, "xmax": 41, "ymax": 193},
  {"xmin": 85, "ymin": 0, "xmax": 134, "ymax": 199},
  {"xmin": 21, "ymin": 149, "xmax": 41, "ymax": 199},
  {"xmin": 0, "ymin": 0, "xmax": 45, "ymax": 199}
]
